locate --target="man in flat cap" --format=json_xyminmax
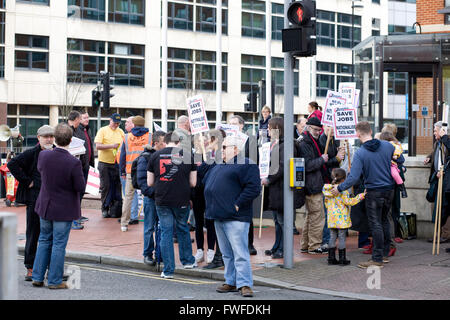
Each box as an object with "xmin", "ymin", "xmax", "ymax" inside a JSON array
[
  {"xmin": 7, "ymin": 125, "xmax": 55, "ymax": 281},
  {"xmin": 94, "ymin": 113, "xmax": 125, "ymax": 218},
  {"xmin": 119, "ymin": 115, "xmax": 151, "ymax": 232}
]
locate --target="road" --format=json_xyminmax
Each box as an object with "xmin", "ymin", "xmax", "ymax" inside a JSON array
[{"xmin": 17, "ymin": 257, "xmax": 348, "ymax": 300}]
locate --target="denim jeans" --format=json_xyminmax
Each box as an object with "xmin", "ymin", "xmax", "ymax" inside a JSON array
[
  {"xmin": 214, "ymin": 220, "xmax": 253, "ymax": 289},
  {"xmin": 156, "ymin": 205, "xmax": 195, "ymax": 276},
  {"xmin": 365, "ymin": 189, "xmax": 394, "ymax": 263},
  {"xmin": 271, "ymin": 211, "xmax": 283, "ymax": 253},
  {"xmin": 143, "ymin": 197, "xmax": 158, "ymax": 258},
  {"xmin": 121, "ymin": 176, "xmax": 139, "ymax": 220},
  {"xmin": 32, "ymin": 219, "xmax": 72, "ymax": 286}
]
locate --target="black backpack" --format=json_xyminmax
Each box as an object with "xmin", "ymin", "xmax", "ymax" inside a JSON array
[{"xmin": 131, "ymin": 151, "xmax": 151, "ymax": 190}]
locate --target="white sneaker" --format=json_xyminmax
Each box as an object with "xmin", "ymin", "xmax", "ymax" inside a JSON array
[
  {"xmin": 206, "ymin": 249, "xmax": 215, "ymax": 264},
  {"xmin": 121, "ymin": 226, "xmax": 128, "ymax": 232},
  {"xmin": 160, "ymin": 272, "xmax": 173, "ymax": 279},
  {"xmin": 183, "ymin": 262, "xmax": 197, "ymax": 269},
  {"xmin": 194, "ymin": 249, "xmax": 204, "ymax": 263}
]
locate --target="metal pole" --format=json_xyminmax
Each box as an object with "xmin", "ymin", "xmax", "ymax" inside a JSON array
[
  {"xmin": 351, "ymin": 2, "xmax": 354, "ymax": 82},
  {"xmin": 283, "ymin": 0, "xmax": 294, "ymax": 269},
  {"xmin": 216, "ymin": 0, "xmax": 222, "ymax": 126},
  {"xmin": 0, "ymin": 212, "xmax": 18, "ymax": 300},
  {"xmin": 266, "ymin": 0, "xmax": 272, "ymax": 111},
  {"xmin": 161, "ymin": 0, "xmax": 168, "ymax": 132}
]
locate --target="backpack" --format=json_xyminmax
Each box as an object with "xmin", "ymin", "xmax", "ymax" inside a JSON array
[{"xmin": 131, "ymin": 151, "xmax": 151, "ymax": 190}]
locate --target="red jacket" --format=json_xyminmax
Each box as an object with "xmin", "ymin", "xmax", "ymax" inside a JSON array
[{"xmin": 308, "ymin": 109, "xmax": 323, "ymax": 122}]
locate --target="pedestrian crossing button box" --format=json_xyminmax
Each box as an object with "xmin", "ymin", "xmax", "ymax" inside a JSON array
[{"xmin": 290, "ymin": 158, "xmax": 305, "ymax": 188}]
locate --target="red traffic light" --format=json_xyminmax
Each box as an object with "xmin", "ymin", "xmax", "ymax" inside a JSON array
[{"xmin": 287, "ymin": 1, "xmax": 313, "ymax": 26}]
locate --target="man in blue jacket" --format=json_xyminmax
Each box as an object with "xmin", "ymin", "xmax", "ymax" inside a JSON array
[
  {"xmin": 203, "ymin": 136, "xmax": 261, "ymax": 297},
  {"xmin": 137, "ymin": 131, "xmax": 166, "ymax": 266},
  {"xmin": 332, "ymin": 121, "xmax": 395, "ymax": 268}
]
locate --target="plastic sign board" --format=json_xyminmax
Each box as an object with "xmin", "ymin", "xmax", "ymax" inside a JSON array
[
  {"xmin": 333, "ymin": 107, "xmax": 358, "ymax": 140},
  {"xmin": 322, "ymin": 90, "xmax": 348, "ymax": 126},
  {"xmin": 259, "ymin": 142, "xmax": 271, "ymax": 179},
  {"xmin": 187, "ymin": 95, "xmax": 209, "ymax": 135}
]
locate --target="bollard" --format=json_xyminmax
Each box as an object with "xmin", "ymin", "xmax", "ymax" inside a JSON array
[{"xmin": 0, "ymin": 212, "xmax": 17, "ymax": 300}]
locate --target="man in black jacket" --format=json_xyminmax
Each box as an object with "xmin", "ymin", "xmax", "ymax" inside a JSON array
[
  {"xmin": 78, "ymin": 111, "xmax": 95, "ymax": 189},
  {"xmin": 7, "ymin": 125, "xmax": 55, "ymax": 281}
]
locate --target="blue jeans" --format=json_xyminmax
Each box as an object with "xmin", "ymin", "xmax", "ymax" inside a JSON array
[
  {"xmin": 322, "ymin": 201, "xmax": 330, "ymax": 245},
  {"xmin": 32, "ymin": 219, "xmax": 72, "ymax": 286},
  {"xmin": 271, "ymin": 211, "xmax": 283, "ymax": 253},
  {"xmin": 214, "ymin": 220, "xmax": 253, "ymax": 289},
  {"xmin": 121, "ymin": 176, "xmax": 139, "ymax": 220},
  {"xmin": 156, "ymin": 205, "xmax": 195, "ymax": 276},
  {"xmin": 143, "ymin": 197, "xmax": 158, "ymax": 258}
]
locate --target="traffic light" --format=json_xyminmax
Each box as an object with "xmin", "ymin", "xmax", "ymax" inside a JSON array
[
  {"xmin": 282, "ymin": 0, "xmax": 316, "ymax": 57},
  {"xmin": 245, "ymin": 90, "xmax": 258, "ymax": 112},
  {"xmin": 91, "ymin": 89, "xmax": 102, "ymax": 109},
  {"xmin": 101, "ymin": 72, "xmax": 114, "ymax": 110}
]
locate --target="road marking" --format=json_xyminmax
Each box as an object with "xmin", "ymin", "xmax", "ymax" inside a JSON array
[{"xmin": 70, "ymin": 263, "xmax": 217, "ymax": 285}]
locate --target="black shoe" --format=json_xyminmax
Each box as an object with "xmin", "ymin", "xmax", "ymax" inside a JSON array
[
  {"xmin": 129, "ymin": 219, "xmax": 139, "ymax": 225},
  {"xmin": 293, "ymin": 228, "xmax": 300, "ymax": 235},
  {"xmin": 249, "ymin": 245, "xmax": 257, "ymax": 256},
  {"xmin": 399, "ymin": 184, "xmax": 408, "ymax": 198},
  {"xmin": 80, "ymin": 216, "xmax": 89, "ymax": 222},
  {"xmin": 446, "ymin": 247, "xmax": 450, "ymax": 253},
  {"xmin": 203, "ymin": 259, "xmax": 224, "ymax": 269},
  {"xmin": 308, "ymin": 248, "xmax": 324, "ymax": 255},
  {"xmin": 102, "ymin": 210, "xmax": 111, "ymax": 218},
  {"xmin": 173, "ymin": 237, "xmax": 178, "ymax": 243},
  {"xmin": 338, "ymin": 248, "xmax": 351, "ymax": 265},
  {"xmin": 264, "ymin": 249, "xmax": 273, "ymax": 256},
  {"xmin": 327, "ymin": 247, "xmax": 339, "ymax": 265},
  {"xmin": 271, "ymin": 250, "xmax": 283, "ymax": 259},
  {"xmin": 144, "ymin": 256, "xmax": 156, "ymax": 266}
]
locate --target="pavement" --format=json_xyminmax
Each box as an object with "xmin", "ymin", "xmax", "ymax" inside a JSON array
[{"xmin": 4, "ymin": 196, "xmax": 450, "ymax": 300}]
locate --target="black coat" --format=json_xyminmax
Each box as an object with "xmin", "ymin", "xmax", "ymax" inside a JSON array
[
  {"xmin": 70, "ymin": 124, "xmax": 90, "ymax": 171},
  {"xmin": 7, "ymin": 144, "xmax": 43, "ymax": 204},
  {"xmin": 78, "ymin": 124, "xmax": 95, "ymax": 170},
  {"xmin": 266, "ymin": 139, "xmax": 305, "ymax": 212},
  {"xmin": 319, "ymin": 133, "xmax": 341, "ymax": 182}
]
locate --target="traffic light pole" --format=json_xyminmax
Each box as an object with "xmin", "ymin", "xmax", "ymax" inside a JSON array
[{"xmin": 283, "ymin": 0, "xmax": 295, "ymax": 270}]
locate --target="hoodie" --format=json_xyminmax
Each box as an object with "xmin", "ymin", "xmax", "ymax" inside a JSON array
[
  {"xmin": 119, "ymin": 127, "xmax": 150, "ymax": 175},
  {"xmin": 337, "ymin": 139, "xmax": 395, "ymax": 192}
]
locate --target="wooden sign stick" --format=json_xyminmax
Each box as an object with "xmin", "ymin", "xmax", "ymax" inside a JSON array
[{"xmin": 259, "ymin": 186, "xmax": 265, "ymax": 239}]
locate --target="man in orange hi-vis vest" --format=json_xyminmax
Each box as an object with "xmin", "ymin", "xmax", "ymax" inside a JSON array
[{"xmin": 119, "ymin": 116, "xmax": 151, "ymax": 231}]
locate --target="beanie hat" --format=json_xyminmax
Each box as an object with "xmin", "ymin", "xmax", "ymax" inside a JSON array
[
  {"xmin": 132, "ymin": 116, "xmax": 145, "ymax": 127},
  {"xmin": 306, "ymin": 116, "xmax": 322, "ymax": 128}
]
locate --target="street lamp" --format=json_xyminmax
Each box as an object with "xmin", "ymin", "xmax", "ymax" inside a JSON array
[{"xmin": 351, "ymin": 0, "xmax": 363, "ymax": 82}]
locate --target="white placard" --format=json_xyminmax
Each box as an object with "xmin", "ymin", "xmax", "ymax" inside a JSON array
[
  {"xmin": 338, "ymin": 82, "xmax": 356, "ymax": 108},
  {"xmin": 216, "ymin": 124, "xmax": 249, "ymax": 151},
  {"xmin": 85, "ymin": 166, "xmax": 100, "ymax": 196},
  {"xmin": 322, "ymin": 91, "xmax": 348, "ymax": 126},
  {"xmin": 353, "ymin": 89, "xmax": 360, "ymax": 108},
  {"xmin": 187, "ymin": 95, "xmax": 209, "ymax": 135},
  {"xmin": 153, "ymin": 122, "xmax": 164, "ymax": 132},
  {"xmin": 259, "ymin": 142, "xmax": 271, "ymax": 179},
  {"xmin": 333, "ymin": 107, "xmax": 358, "ymax": 140}
]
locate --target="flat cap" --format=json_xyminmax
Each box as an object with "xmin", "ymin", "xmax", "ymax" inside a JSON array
[{"xmin": 37, "ymin": 125, "xmax": 55, "ymax": 136}]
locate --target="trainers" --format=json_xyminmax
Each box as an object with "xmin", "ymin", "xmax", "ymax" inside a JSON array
[
  {"xmin": 382, "ymin": 257, "xmax": 390, "ymax": 263},
  {"xmin": 160, "ymin": 272, "xmax": 173, "ymax": 279},
  {"xmin": 129, "ymin": 219, "xmax": 139, "ymax": 225},
  {"xmin": 203, "ymin": 259, "xmax": 224, "ymax": 269},
  {"xmin": 320, "ymin": 243, "xmax": 329, "ymax": 252},
  {"xmin": 357, "ymin": 260, "xmax": 384, "ymax": 269},
  {"xmin": 71, "ymin": 221, "xmax": 84, "ymax": 230},
  {"xmin": 194, "ymin": 249, "xmax": 204, "ymax": 263},
  {"xmin": 308, "ymin": 248, "xmax": 324, "ymax": 254},
  {"xmin": 144, "ymin": 256, "xmax": 156, "ymax": 266},
  {"xmin": 300, "ymin": 248, "xmax": 308, "ymax": 253},
  {"xmin": 239, "ymin": 286, "xmax": 254, "ymax": 297},
  {"xmin": 121, "ymin": 226, "xmax": 128, "ymax": 232},
  {"xmin": 216, "ymin": 283, "xmax": 238, "ymax": 293},
  {"xmin": 79, "ymin": 216, "xmax": 89, "ymax": 222},
  {"xmin": 183, "ymin": 262, "xmax": 197, "ymax": 269},
  {"xmin": 206, "ymin": 249, "xmax": 215, "ymax": 264}
]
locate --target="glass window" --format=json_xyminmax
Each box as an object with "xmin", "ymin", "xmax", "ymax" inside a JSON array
[
  {"xmin": 167, "ymin": 61, "xmax": 193, "ymax": 89},
  {"xmin": 338, "ymin": 13, "xmax": 361, "ymax": 26},
  {"xmin": 272, "ymin": 16, "xmax": 283, "ymax": 40},
  {"xmin": 108, "ymin": 57, "xmax": 144, "ymax": 87},
  {"xmin": 108, "ymin": 0, "xmax": 145, "ymax": 25},
  {"xmin": 18, "ymin": 0, "xmax": 49, "ymax": 4},
  {"xmin": 272, "ymin": 3, "xmax": 283, "ymax": 15},
  {"xmin": 0, "ymin": 12, "xmax": 5, "ymax": 45},
  {"xmin": 168, "ymin": 2, "xmax": 193, "ymax": 30},
  {"xmin": 242, "ymin": 12, "xmax": 265, "ymax": 38},
  {"xmin": 195, "ymin": 5, "xmax": 228, "ymax": 34},
  {"xmin": 317, "ymin": 22, "xmax": 335, "ymax": 47},
  {"xmin": 242, "ymin": 0, "xmax": 265, "ymax": 12},
  {"xmin": 317, "ymin": 62, "xmax": 334, "ymax": 73},
  {"xmin": 317, "ymin": 74, "xmax": 334, "ymax": 97},
  {"xmin": 67, "ymin": 54, "xmax": 105, "ymax": 83},
  {"xmin": 0, "ymin": 47, "xmax": 4, "ymax": 78},
  {"xmin": 16, "ymin": 34, "xmax": 49, "ymax": 49},
  {"xmin": 242, "ymin": 54, "xmax": 265, "ymax": 67},
  {"xmin": 241, "ymin": 67, "xmax": 264, "ymax": 93},
  {"xmin": 317, "ymin": 10, "xmax": 334, "ymax": 22},
  {"xmin": 337, "ymin": 25, "xmax": 361, "ymax": 48},
  {"xmin": 15, "ymin": 35, "xmax": 50, "ymax": 71},
  {"xmin": 337, "ymin": 64, "xmax": 353, "ymax": 74},
  {"xmin": 68, "ymin": 0, "xmax": 106, "ymax": 22},
  {"xmin": 109, "ymin": 42, "xmax": 145, "ymax": 56}
]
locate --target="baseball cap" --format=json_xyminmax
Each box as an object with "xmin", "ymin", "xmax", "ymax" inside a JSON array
[
  {"xmin": 110, "ymin": 113, "xmax": 121, "ymax": 123},
  {"xmin": 37, "ymin": 125, "xmax": 55, "ymax": 137}
]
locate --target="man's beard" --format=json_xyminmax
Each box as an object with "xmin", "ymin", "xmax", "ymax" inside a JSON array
[{"xmin": 42, "ymin": 144, "xmax": 53, "ymax": 150}]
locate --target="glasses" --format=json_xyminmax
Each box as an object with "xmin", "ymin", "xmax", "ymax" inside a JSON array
[{"xmin": 310, "ymin": 127, "xmax": 322, "ymax": 132}]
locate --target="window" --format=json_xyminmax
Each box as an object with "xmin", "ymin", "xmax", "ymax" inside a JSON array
[
  {"xmin": 108, "ymin": 0, "xmax": 145, "ymax": 25},
  {"xmin": 67, "ymin": 0, "xmax": 106, "ymax": 21},
  {"xmin": 168, "ymin": 2, "xmax": 193, "ymax": 30},
  {"xmin": 196, "ymin": 3, "xmax": 228, "ymax": 34},
  {"xmin": 242, "ymin": 0, "xmax": 265, "ymax": 39},
  {"xmin": 67, "ymin": 38, "xmax": 105, "ymax": 53},
  {"xmin": 317, "ymin": 74, "xmax": 334, "ymax": 97},
  {"xmin": 272, "ymin": 3, "xmax": 283, "ymax": 40},
  {"xmin": 388, "ymin": 72, "xmax": 407, "ymax": 95},
  {"xmin": 109, "ymin": 42, "xmax": 145, "ymax": 87},
  {"xmin": 0, "ymin": 1, "xmax": 4, "ymax": 8},
  {"xmin": 271, "ymin": 57, "xmax": 299, "ymax": 96},
  {"xmin": 317, "ymin": 10, "xmax": 335, "ymax": 22},
  {"xmin": 337, "ymin": 25, "xmax": 361, "ymax": 48},
  {"xmin": 67, "ymin": 55, "xmax": 105, "ymax": 83},
  {"xmin": 317, "ymin": 22, "xmax": 335, "ymax": 46},
  {"xmin": 15, "ymin": 34, "xmax": 49, "ymax": 71},
  {"xmin": 165, "ymin": 47, "xmax": 227, "ymax": 91},
  {"xmin": 18, "ymin": 0, "xmax": 49, "ymax": 4}
]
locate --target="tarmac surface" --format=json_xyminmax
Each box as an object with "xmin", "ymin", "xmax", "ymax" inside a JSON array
[{"xmin": 4, "ymin": 197, "xmax": 450, "ymax": 300}]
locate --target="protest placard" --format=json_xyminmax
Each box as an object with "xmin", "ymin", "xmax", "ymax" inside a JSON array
[
  {"xmin": 153, "ymin": 122, "xmax": 164, "ymax": 132},
  {"xmin": 322, "ymin": 90, "xmax": 348, "ymax": 126},
  {"xmin": 216, "ymin": 124, "xmax": 249, "ymax": 150},
  {"xmin": 258, "ymin": 142, "xmax": 271, "ymax": 179},
  {"xmin": 338, "ymin": 82, "xmax": 356, "ymax": 108},
  {"xmin": 186, "ymin": 95, "xmax": 209, "ymax": 135},
  {"xmin": 333, "ymin": 107, "xmax": 358, "ymax": 140},
  {"xmin": 353, "ymin": 89, "xmax": 360, "ymax": 108}
]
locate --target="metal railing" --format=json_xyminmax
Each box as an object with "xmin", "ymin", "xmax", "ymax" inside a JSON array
[{"xmin": 0, "ymin": 212, "xmax": 17, "ymax": 300}]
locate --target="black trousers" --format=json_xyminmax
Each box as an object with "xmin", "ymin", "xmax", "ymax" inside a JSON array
[
  {"xmin": 24, "ymin": 201, "xmax": 40, "ymax": 270},
  {"xmin": 193, "ymin": 187, "xmax": 216, "ymax": 251},
  {"xmin": 98, "ymin": 161, "xmax": 121, "ymax": 211}
]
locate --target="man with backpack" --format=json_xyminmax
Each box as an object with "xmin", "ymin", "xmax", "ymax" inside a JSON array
[
  {"xmin": 133, "ymin": 131, "xmax": 167, "ymax": 266},
  {"xmin": 119, "ymin": 116, "xmax": 150, "ymax": 232}
]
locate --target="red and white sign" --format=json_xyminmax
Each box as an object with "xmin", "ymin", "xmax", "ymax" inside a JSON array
[
  {"xmin": 338, "ymin": 82, "xmax": 356, "ymax": 108},
  {"xmin": 333, "ymin": 107, "xmax": 358, "ymax": 140},
  {"xmin": 322, "ymin": 90, "xmax": 348, "ymax": 126},
  {"xmin": 85, "ymin": 166, "xmax": 100, "ymax": 196},
  {"xmin": 187, "ymin": 95, "xmax": 209, "ymax": 135}
]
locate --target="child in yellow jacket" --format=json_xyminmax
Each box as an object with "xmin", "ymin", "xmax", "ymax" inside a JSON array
[{"xmin": 323, "ymin": 168, "xmax": 365, "ymax": 265}]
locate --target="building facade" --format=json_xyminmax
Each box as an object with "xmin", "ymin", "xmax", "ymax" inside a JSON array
[{"xmin": 0, "ymin": 0, "xmax": 388, "ymax": 147}]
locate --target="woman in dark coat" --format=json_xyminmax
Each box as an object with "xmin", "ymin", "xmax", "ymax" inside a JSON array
[
  {"xmin": 262, "ymin": 117, "xmax": 305, "ymax": 259},
  {"xmin": 31, "ymin": 123, "xmax": 85, "ymax": 289}
]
